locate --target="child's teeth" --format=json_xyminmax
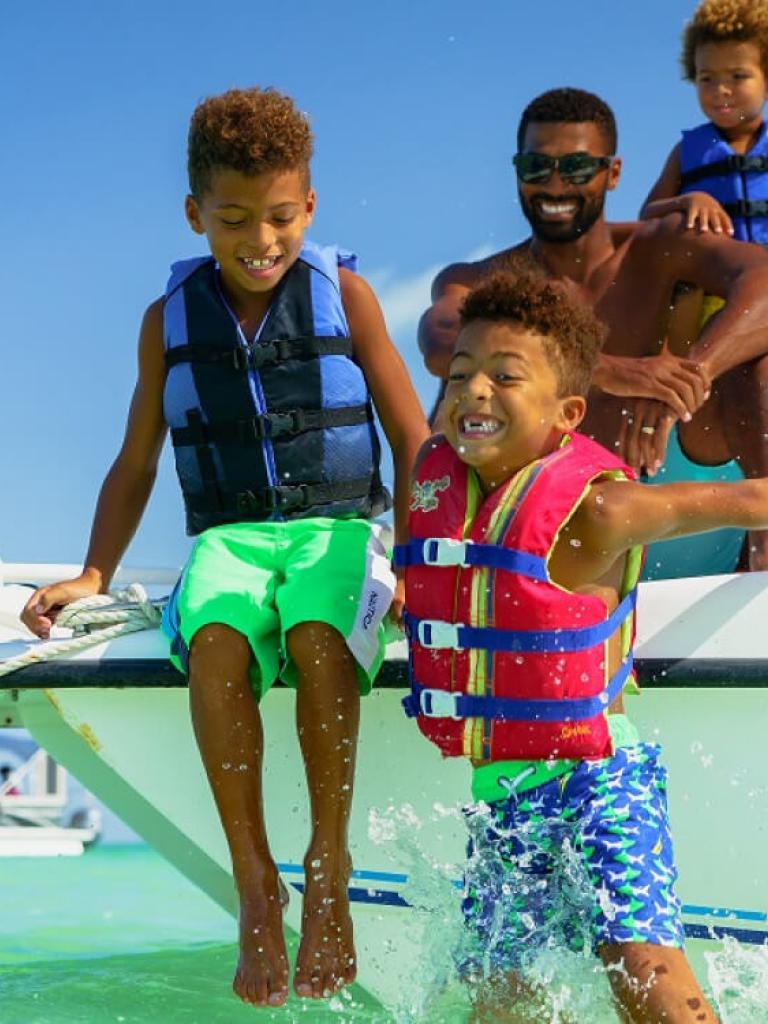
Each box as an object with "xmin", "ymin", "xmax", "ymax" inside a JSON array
[{"xmin": 244, "ymin": 257, "xmax": 276, "ymax": 268}]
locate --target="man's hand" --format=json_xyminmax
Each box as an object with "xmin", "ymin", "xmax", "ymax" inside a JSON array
[
  {"xmin": 20, "ymin": 572, "xmax": 102, "ymax": 639},
  {"xmin": 618, "ymin": 399, "xmax": 676, "ymax": 476},
  {"xmin": 595, "ymin": 345, "xmax": 711, "ymax": 422},
  {"xmin": 418, "ymin": 290, "xmax": 466, "ymax": 379}
]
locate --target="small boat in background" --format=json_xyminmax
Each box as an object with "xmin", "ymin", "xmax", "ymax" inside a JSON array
[{"xmin": 0, "ymin": 739, "xmax": 101, "ymax": 856}]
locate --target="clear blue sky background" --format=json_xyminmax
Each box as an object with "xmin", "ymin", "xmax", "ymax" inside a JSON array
[{"xmin": 2, "ymin": 0, "xmax": 702, "ymax": 572}]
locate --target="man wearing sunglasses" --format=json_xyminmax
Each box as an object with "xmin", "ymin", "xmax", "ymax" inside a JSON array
[{"xmin": 420, "ymin": 86, "xmax": 768, "ymax": 574}]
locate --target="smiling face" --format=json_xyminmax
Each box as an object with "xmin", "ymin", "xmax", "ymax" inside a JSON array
[
  {"xmin": 695, "ymin": 40, "xmax": 768, "ymax": 135},
  {"xmin": 444, "ymin": 319, "xmax": 585, "ymax": 491},
  {"xmin": 517, "ymin": 121, "xmax": 620, "ymax": 243},
  {"xmin": 184, "ymin": 167, "xmax": 315, "ymax": 313}
]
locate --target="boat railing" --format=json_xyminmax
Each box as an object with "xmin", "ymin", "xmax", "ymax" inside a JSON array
[
  {"xmin": 0, "ymin": 563, "xmax": 180, "ymax": 589},
  {"xmin": 0, "ymin": 748, "xmax": 66, "ymax": 810}
]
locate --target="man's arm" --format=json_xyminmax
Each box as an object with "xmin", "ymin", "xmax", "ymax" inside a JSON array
[
  {"xmin": 21, "ymin": 300, "xmax": 168, "ymax": 637},
  {"xmin": 643, "ymin": 216, "xmax": 768, "ymax": 380}
]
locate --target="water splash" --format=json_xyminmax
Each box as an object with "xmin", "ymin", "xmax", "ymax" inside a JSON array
[
  {"xmin": 706, "ymin": 938, "xmax": 768, "ymax": 1023},
  {"xmin": 369, "ymin": 802, "xmax": 622, "ymax": 1022},
  {"xmin": 368, "ymin": 801, "xmax": 768, "ymax": 1022}
]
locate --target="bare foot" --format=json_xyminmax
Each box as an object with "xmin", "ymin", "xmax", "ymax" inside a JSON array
[
  {"xmin": 294, "ymin": 852, "xmax": 356, "ymax": 998},
  {"xmin": 233, "ymin": 867, "xmax": 289, "ymax": 1007}
]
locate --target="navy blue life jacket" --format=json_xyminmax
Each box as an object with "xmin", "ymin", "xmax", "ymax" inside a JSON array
[
  {"xmin": 163, "ymin": 241, "xmax": 390, "ymax": 535},
  {"xmin": 680, "ymin": 121, "xmax": 768, "ymax": 243}
]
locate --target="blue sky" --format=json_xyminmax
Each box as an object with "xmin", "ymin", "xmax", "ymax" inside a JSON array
[{"xmin": 2, "ymin": 0, "xmax": 703, "ymax": 572}]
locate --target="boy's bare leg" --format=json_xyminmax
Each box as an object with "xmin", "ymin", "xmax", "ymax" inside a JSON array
[
  {"xmin": 601, "ymin": 943, "xmax": 718, "ymax": 1023},
  {"xmin": 188, "ymin": 623, "xmax": 289, "ymax": 1008},
  {"xmin": 287, "ymin": 621, "xmax": 360, "ymax": 998},
  {"xmin": 470, "ymin": 973, "xmax": 575, "ymax": 1023}
]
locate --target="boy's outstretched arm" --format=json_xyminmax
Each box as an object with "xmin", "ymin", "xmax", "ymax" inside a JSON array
[
  {"xmin": 340, "ymin": 270, "xmax": 430, "ymax": 614},
  {"xmin": 21, "ymin": 300, "xmax": 168, "ymax": 638},
  {"xmin": 639, "ymin": 142, "xmax": 732, "ymax": 234},
  {"xmin": 571, "ymin": 476, "xmax": 768, "ymax": 573}
]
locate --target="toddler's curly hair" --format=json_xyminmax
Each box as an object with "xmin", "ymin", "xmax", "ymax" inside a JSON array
[
  {"xmin": 459, "ymin": 272, "xmax": 605, "ymax": 397},
  {"xmin": 681, "ymin": 0, "xmax": 768, "ymax": 79},
  {"xmin": 188, "ymin": 87, "xmax": 313, "ymax": 198}
]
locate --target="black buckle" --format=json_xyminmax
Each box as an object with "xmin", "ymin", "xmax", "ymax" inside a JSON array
[
  {"xmin": 237, "ymin": 417, "xmax": 269, "ymax": 442},
  {"xmin": 267, "ymin": 411, "xmax": 298, "ymax": 437},
  {"xmin": 231, "ymin": 340, "xmax": 296, "ymax": 372},
  {"xmin": 235, "ymin": 490, "xmax": 262, "ymax": 514},
  {"xmin": 263, "ymin": 484, "xmax": 310, "ymax": 511},
  {"xmin": 742, "ymin": 155, "xmax": 768, "ymax": 174}
]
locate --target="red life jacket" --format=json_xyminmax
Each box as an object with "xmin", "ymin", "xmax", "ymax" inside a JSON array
[{"xmin": 396, "ymin": 433, "xmax": 642, "ymax": 762}]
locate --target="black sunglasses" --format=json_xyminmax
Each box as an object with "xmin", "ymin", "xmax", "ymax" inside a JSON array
[{"xmin": 513, "ymin": 151, "xmax": 612, "ymax": 185}]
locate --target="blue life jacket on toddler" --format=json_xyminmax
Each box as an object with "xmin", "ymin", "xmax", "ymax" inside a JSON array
[
  {"xmin": 163, "ymin": 240, "xmax": 389, "ymax": 535},
  {"xmin": 680, "ymin": 120, "xmax": 768, "ymax": 244}
]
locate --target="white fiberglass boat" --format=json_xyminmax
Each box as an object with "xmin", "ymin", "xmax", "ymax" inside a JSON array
[
  {"xmin": 0, "ymin": 740, "xmax": 101, "ymax": 856},
  {"xmin": 0, "ymin": 562, "xmax": 766, "ymax": 1012}
]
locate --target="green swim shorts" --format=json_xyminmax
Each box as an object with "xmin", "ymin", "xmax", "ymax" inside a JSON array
[{"xmin": 162, "ymin": 518, "xmax": 396, "ymax": 696}]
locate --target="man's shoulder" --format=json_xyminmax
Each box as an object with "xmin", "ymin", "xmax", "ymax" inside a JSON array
[
  {"xmin": 621, "ymin": 213, "xmax": 687, "ymax": 245},
  {"xmin": 432, "ymin": 242, "xmax": 533, "ymax": 297}
]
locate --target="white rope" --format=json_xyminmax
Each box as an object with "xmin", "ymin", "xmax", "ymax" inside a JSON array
[{"xmin": 0, "ymin": 584, "xmax": 163, "ymax": 680}]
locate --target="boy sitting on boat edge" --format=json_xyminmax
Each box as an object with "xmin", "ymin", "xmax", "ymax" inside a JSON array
[
  {"xmin": 20, "ymin": 86, "xmax": 427, "ymax": 1008},
  {"xmin": 397, "ymin": 271, "xmax": 768, "ymax": 1020}
]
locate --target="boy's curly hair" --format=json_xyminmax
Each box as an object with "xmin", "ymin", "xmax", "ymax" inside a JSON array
[
  {"xmin": 516, "ymin": 88, "xmax": 617, "ymax": 154},
  {"xmin": 681, "ymin": 0, "xmax": 768, "ymax": 79},
  {"xmin": 459, "ymin": 272, "xmax": 606, "ymax": 397},
  {"xmin": 188, "ymin": 87, "xmax": 313, "ymax": 199}
]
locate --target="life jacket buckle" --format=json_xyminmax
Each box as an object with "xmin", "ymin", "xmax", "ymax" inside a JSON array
[
  {"xmin": 237, "ymin": 342, "xmax": 280, "ymax": 370},
  {"xmin": 418, "ymin": 688, "xmax": 462, "ymax": 720},
  {"xmin": 264, "ymin": 484, "xmax": 310, "ymax": 512},
  {"xmin": 267, "ymin": 412, "xmax": 299, "ymax": 437},
  {"xmin": 422, "ymin": 538, "xmax": 470, "ymax": 566},
  {"xmin": 416, "ymin": 619, "xmax": 463, "ymax": 650},
  {"xmin": 239, "ymin": 416, "xmax": 269, "ymax": 442}
]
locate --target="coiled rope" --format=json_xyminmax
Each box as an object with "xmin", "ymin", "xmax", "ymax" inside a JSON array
[{"xmin": 0, "ymin": 584, "xmax": 163, "ymax": 680}]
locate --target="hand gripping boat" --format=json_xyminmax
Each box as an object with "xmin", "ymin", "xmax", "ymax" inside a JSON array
[{"xmin": 1, "ymin": 560, "xmax": 768, "ymax": 1012}]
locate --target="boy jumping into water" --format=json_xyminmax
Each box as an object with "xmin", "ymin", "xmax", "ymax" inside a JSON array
[
  {"xmin": 21, "ymin": 87, "xmax": 427, "ymax": 1007},
  {"xmin": 397, "ymin": 271, "xmax": 768, "ymax": 1020}
]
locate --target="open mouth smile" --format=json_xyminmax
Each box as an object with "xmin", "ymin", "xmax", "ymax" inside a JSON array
[
  {"xmin": 458, "ymin": 414, "xmax": 504, "ymax": 440},
  {"xmin": 534, "ymin": 198, "xmax": 580, "ymax": 220},
  {"xmin": 239, "ymin": 254, "xmax": 282, "ymax": 276}
]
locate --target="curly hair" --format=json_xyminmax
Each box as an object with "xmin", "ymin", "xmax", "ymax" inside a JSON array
[
  {"xmin": 188, "ymin": 87, "xmax": 313, "ymax": 199},
  {"xmin": 516, "ymin": 88, "xmax": 617, "ymax": 154},
  {"xmin": 681, "ymin": 0, "xmax": 768, "ymax": 79},
  {"xmin": 458, "ymin": 272, "xmax": 606, "ymax": 396}
]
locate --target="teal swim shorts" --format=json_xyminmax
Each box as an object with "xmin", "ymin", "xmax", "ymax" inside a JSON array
[
  {"xmin": 162, "ymin": 518, "xmax": 396, "ymax": 696},
  {"xmin": 643, "ymin": 425, "xmax": 744, "ymax": 580}
]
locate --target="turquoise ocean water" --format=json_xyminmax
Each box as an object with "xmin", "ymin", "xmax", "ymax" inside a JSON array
[
  {"xmin": 3, "ymin": 843, "xmax": 768, "ymax": 1023},
  {"xmin": 0, "ymin": 845, "xmax": 383, "ymax": 1024}
]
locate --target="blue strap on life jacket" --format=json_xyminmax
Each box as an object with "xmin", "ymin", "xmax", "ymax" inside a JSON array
[
  {"xmin": 393, "ymin": 538, "xmax": 548, "ymax": 581},
  {"xmin": 679, "ymin": 121, "xmax": 768, "ymax": 244},
  {"xmin": 403, "ymin": 655, "xmax": 634, "ymax": 722},
  {"xmin": 404, "ymin": 589, "xmax": 637, "ymax": 654}
]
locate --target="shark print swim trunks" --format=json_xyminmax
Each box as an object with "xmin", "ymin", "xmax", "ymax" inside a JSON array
[{"xmin": 461, "ymin": 743, "xmax": 684, "ymax": 972}]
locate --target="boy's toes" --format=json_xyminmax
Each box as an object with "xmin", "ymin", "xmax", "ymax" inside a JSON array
[
  {"xmin": 293, "ymin": 970, "xmax": 316, "ymax": 999},
  {"xmin": 267, "ymin": 977, "xmax": 289, "ymax": 1007}
]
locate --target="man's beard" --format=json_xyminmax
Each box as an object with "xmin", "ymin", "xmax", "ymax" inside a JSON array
[{"xmin": 520, "ymin": 190, "xmax": 606, "ymax": 243}]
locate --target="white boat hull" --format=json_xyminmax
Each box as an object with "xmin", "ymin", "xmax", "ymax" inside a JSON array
[
  {"xmin": 0, "ymin": 825, "xmax": 97, "ymax": 857},
  {"xmin": 1, "ymin": 571, "xmax": 767, "ymax": 1010}
]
